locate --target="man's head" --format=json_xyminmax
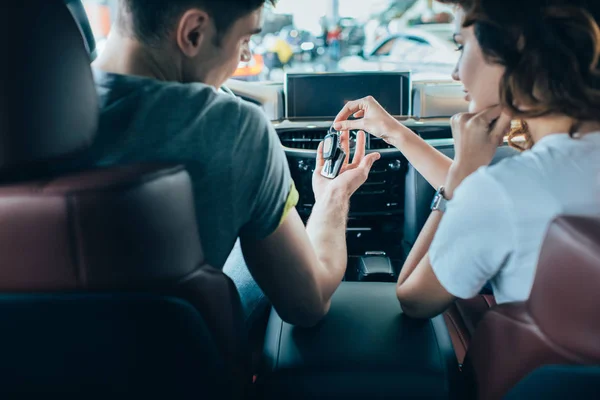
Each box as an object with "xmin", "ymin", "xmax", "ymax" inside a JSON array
[{"xmin": 116, "ymin": 0, "xmax": 276, "ymax": 87}]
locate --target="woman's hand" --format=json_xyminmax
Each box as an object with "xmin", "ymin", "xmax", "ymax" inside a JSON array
[
  {"xmin": 312, "ymin": 130, "xmax": 381, "ymax": 202},
  {"xmin": 332, "ymin": 96, "xmax": 403, "ymax": 144},
  {"xmin": 445, "ymin": 105, "xmax": 512, "ymax": 197}
]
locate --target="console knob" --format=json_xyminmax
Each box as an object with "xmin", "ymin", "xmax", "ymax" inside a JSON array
[
  {"xmin": 388, "ymin": 160, "xmax": 402, "ymax": 171},
  {"xmin": 298, "ymin": 160, "xmax": 311, "ymax": 172}
]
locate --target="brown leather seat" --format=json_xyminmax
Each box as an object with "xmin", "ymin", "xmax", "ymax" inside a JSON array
[
  {"xmin": 443, "ymin": 294, "xmax": 496, "ymax": 366},
  {"xmin": 0, "ymin": 1, "xmax": 248, "ymax": 397},
  {"xmin": 461, "ymin": 215, "xmax": 600, "ymax": 399}
]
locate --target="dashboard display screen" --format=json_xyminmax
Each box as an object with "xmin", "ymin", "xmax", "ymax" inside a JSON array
[{"xmin": 285, "ymin": 72, "xmax": 411, "ymax": 120}]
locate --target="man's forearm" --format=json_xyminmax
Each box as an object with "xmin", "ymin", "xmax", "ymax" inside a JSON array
[
  {"xmin": 305, "ymin": 187, "xmax": 350, "ymax": 301},
  {"xmin": 386, "ymin": 124, "xmax": 453, "ymax": 189}
]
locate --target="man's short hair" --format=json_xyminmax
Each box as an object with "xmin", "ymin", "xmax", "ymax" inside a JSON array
[{"xmin": 118, "ymin": 0, "xmax": 276, "ymax": 46}]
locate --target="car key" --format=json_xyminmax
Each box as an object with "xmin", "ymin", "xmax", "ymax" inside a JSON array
[{"xmin": 321, "ymin": 127, "xmax": 346, "ymax": 179}]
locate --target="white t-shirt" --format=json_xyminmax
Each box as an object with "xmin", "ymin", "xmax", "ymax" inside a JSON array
[{"xmin": 430, "ymin": 132, "xmax": 600, "ymax": 304}]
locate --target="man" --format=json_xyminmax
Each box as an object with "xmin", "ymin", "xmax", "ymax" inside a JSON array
[{"xmin": 85, "ymin": 0, "xmax": 380, "ymax": 328}]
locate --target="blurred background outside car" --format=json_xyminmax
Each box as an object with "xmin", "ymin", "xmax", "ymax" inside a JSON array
[{"xmin": 83, "ymin": 0, "xmax": 458, "ymax": 83}]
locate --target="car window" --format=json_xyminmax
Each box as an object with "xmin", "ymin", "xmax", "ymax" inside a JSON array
[
  {"xmin": 82, "ymin": 0, "xmax": 458, "ymax": 81},
  {"xmin": 373, "ymin": 38, "xmax": 397, "ymax": 56},
  {"xmin": 386, "ymin": 36, "xmax": 429, "ymax": 61}
]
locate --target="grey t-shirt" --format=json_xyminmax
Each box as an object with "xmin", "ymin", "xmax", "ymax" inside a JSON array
[{"xmin": 87, "ymin": 69, "xmax": 296, "ymax": 268}]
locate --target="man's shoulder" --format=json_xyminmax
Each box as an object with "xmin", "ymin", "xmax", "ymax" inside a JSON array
[
  {"xmin": 94, "ymin": 68, "xmax": 255, "ymax": 119},
  {"xmin": 170, "ymin": 84, "xmax": 269, "ymax": 134}
]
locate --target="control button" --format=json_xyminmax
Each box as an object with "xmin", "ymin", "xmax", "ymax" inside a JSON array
[
  {"xmin": 355, "ymin": 190, "xmax": 386, "ymax": 195},
  {"xmin": 386, "ymin": 203, "xmax": 399, "ymax": 208},
  {"xmin": 297, "ymin": 160, "xmax": 311, "ymax": 172},
  {"xmin": 365, "ymin": 251, "xmax": 387, "ymax": 256},
  {"xmin": 388, "ymin": 160, "xmax": 402, "ymax": 171}
]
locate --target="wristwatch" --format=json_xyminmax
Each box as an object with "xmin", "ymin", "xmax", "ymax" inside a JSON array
[{"xmin": 430, "ymin": 186, "xmax": 448, "ymax": 212}]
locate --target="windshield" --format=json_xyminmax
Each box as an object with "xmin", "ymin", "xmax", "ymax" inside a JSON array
[{"xmin": 83, "ymin": 0, "xmax": 458, "ymax": 83}]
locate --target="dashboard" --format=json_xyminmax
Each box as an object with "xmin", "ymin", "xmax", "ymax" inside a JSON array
[{"xmin": 225, "ymin": 73, "xmax": 517, "ymax": 266}]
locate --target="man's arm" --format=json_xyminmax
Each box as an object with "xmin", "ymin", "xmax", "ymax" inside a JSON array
[
  {"xmin": 240, "ymin": 195, "xmax": 348, "ymax": 328},
  {"xmin": 240, "ymin": 130, "xmax": 379, "ymax": 327}
]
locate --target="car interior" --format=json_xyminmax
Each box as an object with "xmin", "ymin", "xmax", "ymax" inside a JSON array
[{"xmin": 0, "ymin": 0, "xmax": 598, "ymax": 399}]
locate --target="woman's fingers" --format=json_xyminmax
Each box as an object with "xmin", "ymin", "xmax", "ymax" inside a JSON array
[
  {"xmin": 333, "ymin": 118, "xmax": 364, "ymax": 132},
  {"xmin": 491, "ymin": 113, "xmax": 512, "ymax": 145},
  {"xmin": 334, "ymin": 98, "xmax": 365, "ymax": 123},
  {"xmin": 473, "ymin": 104, "xmax": 503, "ymax": 126}
]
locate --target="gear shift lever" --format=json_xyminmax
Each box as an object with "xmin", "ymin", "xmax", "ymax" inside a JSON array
[{"xmin": 357, "ymin": 252, "xmax": 396, "ymax": 282}]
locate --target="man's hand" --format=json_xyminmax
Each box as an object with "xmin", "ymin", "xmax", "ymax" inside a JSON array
[
  {"xmin": 445, "ymin": 105, "xmax": 512, "ymax": 197},
  {"xmin": 240, "ymin": 129, "xmax": 379, "ymax": 327},
  {"xmin": 312, "ymin": 130, "xmax": 381, "ymax": 201},
  {"xmin": 332, "ymin": 96, "xmax": 402, "ymax": 144}
]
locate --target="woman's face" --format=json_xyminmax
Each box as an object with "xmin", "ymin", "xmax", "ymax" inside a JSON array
[{"xmin": 452, "ymin": 9, "xmax": 506, "ymax": 113}]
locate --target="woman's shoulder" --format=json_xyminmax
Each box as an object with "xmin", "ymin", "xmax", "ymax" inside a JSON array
[
  {"xmin": 453, "ymin": 154, "xmax": 534, "ymax": 207},
  {"xmin": 480, "ymin": 147, "xmax": 543, "ymax": 182}
]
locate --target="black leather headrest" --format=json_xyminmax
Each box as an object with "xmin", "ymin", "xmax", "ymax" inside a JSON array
[
  {"xmin": 66, "ymin": 0, "xmax": 98, "ymax": 61},
  {"xmin": 0, "ymin": 0, "xmax": 97, "ymax": 172}
]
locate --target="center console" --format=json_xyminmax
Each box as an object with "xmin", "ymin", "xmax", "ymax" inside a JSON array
[
  {"xmin": 277, "ymin": 121, "xmax": 453, "ymax": 274},
  {"xmin": 256, "ymin": 282, "xmax": 463, "ymax": 399},
  {"xmin": 230, "ymin": 71, "xmax": 522, "ymax": 399},
  {"xmin": 250, "ymin": 74, "xmax": 511, "ymax": 399}
]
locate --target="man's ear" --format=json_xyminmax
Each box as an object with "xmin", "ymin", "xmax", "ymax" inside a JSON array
[{"xmin": 176, "ymin": 9, "xmax": 211, "ymax": 57}]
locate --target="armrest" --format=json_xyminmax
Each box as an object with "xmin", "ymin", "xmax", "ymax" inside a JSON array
[{"xmin": 258, "ymin": 282, "xmax": 462, "ymax": 399}]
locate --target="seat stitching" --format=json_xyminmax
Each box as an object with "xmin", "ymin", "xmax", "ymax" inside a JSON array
[{"xmin": 446, "ymin": 313, "xmax": 468, "ymax": 350}]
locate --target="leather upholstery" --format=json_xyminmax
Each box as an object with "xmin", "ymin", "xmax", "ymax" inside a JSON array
[
  {"xmin": 0, "ymin": 164, "xmax": 251, "ymax": 393},
  {"xmin": 464, "ymin": 216, "xmax": 600, "ymax": 400},
  {"xmin": 503, "ymin": 365, "xmax": 600, "ymax": 399},
  {"xmin": 259, "ymin": 282, "xmax": 463, "ymax": 399},
  {"xmin": 0, "ymin": 0, "xmax": 97, "ymax": 173},
  {"xmin": 0, "ymin": 0, "xmax": 251, "ymax": 396},
  {"xmin": 0, "ymin": 165, "xmax": 201, "ymax": 290},
  {"xmin": 0, "ymin": 294, "xmax": 232, "ymax": 398},
  {"xmin": 65, "ymin": 0, "xmax": 98, "ymax": 60},
  {"xmin": 443, "ymin": 295, "xmax": 496, "ymax": 365}
]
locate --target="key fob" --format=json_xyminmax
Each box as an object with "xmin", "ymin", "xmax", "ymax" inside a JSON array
[
  {"xmin": 322, "ymin": 131, "xmax": 340, "ymax": 159},
  {"xmin": 321, "ymin": 129, "xmax": 346, "ymax": 179}
]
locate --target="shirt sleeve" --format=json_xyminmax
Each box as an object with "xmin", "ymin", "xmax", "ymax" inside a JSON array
[
  {"xmin": 429, "ymin": 168, "xmax": 516, "ymax": 299},
  {"xmin": 236, "ymin": 103, "xmax": 297, "ymax": 239}
]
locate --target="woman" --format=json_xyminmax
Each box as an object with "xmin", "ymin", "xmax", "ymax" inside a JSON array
[{"xmin": 333, "ymin": 0, "xmax": 600, "ymax": 318}]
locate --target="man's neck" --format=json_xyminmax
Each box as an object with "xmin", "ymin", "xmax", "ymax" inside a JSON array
[{"xmin": 92, "ymin": 32, "xmax": 182, "ymax": 82}]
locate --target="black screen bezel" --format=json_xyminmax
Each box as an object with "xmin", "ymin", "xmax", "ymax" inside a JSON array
[{"xmin": 284, "ymin": 71, "xmax": 412, "ymax": 121}]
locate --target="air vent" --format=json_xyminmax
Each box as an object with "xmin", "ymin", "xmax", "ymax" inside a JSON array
[
  {"xmin": 369, "ymin": 137, "xmax": 394, "ymax": 150},
  {"xmin": 279, "ymin": 130, "xmax": 397, "ymax": 151},
  {"xmin": 279, "ymin": 130, "xmax": 325, "ymax": 150}
]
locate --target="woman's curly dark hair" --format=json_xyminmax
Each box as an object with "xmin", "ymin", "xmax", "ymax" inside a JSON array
[{"xmin": 439, "ymin": 0, "xmax": 600, "ymax": 150}]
